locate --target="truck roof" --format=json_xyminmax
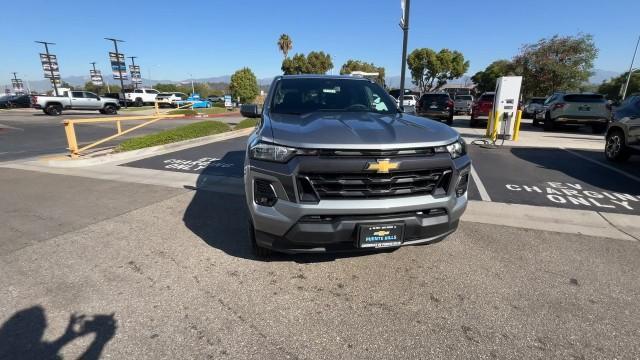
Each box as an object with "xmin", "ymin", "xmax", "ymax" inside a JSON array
[{"xmin": 276, "ymin": 74, "xmax": 371, "ymax": 81}]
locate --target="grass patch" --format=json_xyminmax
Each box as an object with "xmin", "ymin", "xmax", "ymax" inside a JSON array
[
  {"xmin": 235, "ymin": 118, "xmax": 258, "ymax": 129},
  {"xmin": 166, "ymin": 109, "xmax": 198, "ymax": 115},
  {"xmin": 116, "ymin": 121, "xmax": 231, "ymax": 152},
  {"xmin": 196, "ymin": 107, "xmax": 226, "ymax": 114}
]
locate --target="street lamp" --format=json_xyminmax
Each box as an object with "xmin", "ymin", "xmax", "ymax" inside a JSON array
[{"xmin": 398, "ymin": 0, "xmax": 411, "ymax": 111}]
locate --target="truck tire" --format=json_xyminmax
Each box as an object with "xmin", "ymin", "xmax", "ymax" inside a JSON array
[
  {"xmin": 469, "ymin": 116, "xmax": 478, "ymax": 128},
  {"xmin": 446, "ymin": 112, "xmax": 454, "ymax": 125},
  {"xmin": 605, "ymin": 130, "xmax": 631, "ymax": 162},
  {"xmin": 135, "ymin": 98, "xmax": 143, "ymax": 107},
  {"xmin": 248, "ymin": 220, "xmax": 272, "ymax": 258},
  {"xmin": 103, "ymin": 105, "xmax": 117, "ymax": 115},
  {"xmin": 45, "ymin": 104, "xmax": 62, "ymax": 116},
  {"xmin": 543, "ymin": 112, "xmax": 554, "ymax": 131}
]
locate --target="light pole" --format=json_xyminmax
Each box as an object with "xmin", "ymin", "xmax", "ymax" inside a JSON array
[
  {"xmin": 128, "ymin": 56, "xmax": 137, "ymax": 89},
  {"xmin": 622, "ymin": 35, "xmax": 640, "ymax": 101},
  {"xmin": 189, "ymin": 73, "xmax": 195, "ymax": 95},
  {"xmin": 105, "ymin": 37, "xmax": 127, "ymax": 108},
  {"xmin": 398, "ymin": 0, "xmax": 411, "ymax": 111},
  {"xmin": 35, "ymin": 41, "xmax": 59, "ymax": 96}
]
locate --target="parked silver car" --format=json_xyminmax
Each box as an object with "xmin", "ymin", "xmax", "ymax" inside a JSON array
[
  {"xmin": 242, "ymin": 75, "xmax": 470, "ymax": 256},
  {"xmin": 605, "ymin": 94, "xmax": 640, "ymax": 162}
]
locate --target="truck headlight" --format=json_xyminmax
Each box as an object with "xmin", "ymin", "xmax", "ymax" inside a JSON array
[
  {"xmin": 250, "ymin": 142, "xmax": 297, "ymax": 162},
  {"xmin": 435, "ymin": 138, "xmax": 467, "ymax": 159}
]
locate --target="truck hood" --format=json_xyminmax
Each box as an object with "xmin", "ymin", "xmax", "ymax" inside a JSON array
[{"xmin": 266, "ymin": 112, "xmax": 460, "ymax": 150}]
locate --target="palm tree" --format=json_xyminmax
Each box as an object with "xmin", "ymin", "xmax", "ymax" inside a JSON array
[{"xmin": 277, "ymin": 34, "xmax": 293, "ymax": 59}]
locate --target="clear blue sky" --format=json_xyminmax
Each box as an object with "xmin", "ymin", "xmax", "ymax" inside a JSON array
[{"xmin": 1, "ymin": 0, "xmax": 639, "ymax": 82}]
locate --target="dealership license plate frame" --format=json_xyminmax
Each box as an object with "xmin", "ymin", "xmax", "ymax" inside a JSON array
[{"xmin": 358, "ymin": 223, "xmax": 404, "ymax": 249}]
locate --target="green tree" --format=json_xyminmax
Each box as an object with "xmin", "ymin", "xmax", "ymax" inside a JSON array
[
  {"xmin": 277, "ymin": 34, "xmax": 293, "ymax": 59},
  {"xmin": 154, "ymin": 83, "xmax": 179, "ymax": 92},
  {"xmin": 339, "ymin": 59, "xmax": 386, "ymax": 84},
  {"xmin": 281, "ymin": 51, "xmax": 333, "ymax": 75},
  {"xmin": 407, "ymin": 48, "xmax": 469, "ymax": 93},
  {"xmin": 512, "ymin": 33, "xmax": 598, "ymax": 97},
  {"xmin": 229, "ymin": 67, "xmax": 259, "ymax": 103},
  {"xmin": 60, "ymin": 81, "xmax": 75, "ymax": 91},
  {"xmin": 598, "ymin": 71, "xmax": 640, "ymax": 101},
  {"xmin": 471, "ymin": 60, "xmax": 515, "ymax": 93},
  {"xmin": 83, "ymin": 81, "xmax": 104, "ymax": 94}
]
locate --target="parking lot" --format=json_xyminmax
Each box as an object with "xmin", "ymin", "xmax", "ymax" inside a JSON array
[{"xmin": 1, "ymin": 113, "xmax": 640, "ymax": 359}]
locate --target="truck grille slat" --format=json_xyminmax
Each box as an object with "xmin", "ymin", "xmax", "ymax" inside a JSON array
[{"xmin": 301, "ymin": 169, "xmax": 450, "ymax": 199}]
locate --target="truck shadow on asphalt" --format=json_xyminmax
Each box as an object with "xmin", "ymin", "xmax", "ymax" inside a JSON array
[
  {"xmin": 0, "ymin": 305, "xmax": 117, "ymax": 360},
  {"xmin": 182, "ymin": 158, "xmax": 386, "ymax": 263}
]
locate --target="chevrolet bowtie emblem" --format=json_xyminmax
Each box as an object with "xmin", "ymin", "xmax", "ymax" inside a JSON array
[
  {"xmin": 365, "ymin": 159, "xmax": 400, "ymax": 173},
  {"xmin": 373, "ymin": 230, "xmax": 391, "ymax": 237}
]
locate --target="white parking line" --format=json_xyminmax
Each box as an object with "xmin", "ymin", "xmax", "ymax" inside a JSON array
[
  {"xmin": 561, "ymin": 147, "xmax": 640, "ymax": 183},
  {"xmin": 470, "ymin": 165, "xmax": 492, "ymax": 202}
]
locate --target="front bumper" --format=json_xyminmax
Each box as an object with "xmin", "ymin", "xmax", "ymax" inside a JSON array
[
  {"xmin": 246, "ymin": 154, "xmax": 470, "ymax": 253},
  {"xmin": 417, "ymin": 110, "xmax": 452, "ymax": 119}
]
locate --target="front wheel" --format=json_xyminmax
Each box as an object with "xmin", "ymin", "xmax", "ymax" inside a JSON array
[
  {"xmin": 135, "ymin": 98, "xmax": 143, "ymax": 107},
  {"xmin": 248, "ymin": 220, "xmax": 272, "ymax": 258},
  {"xmin": 45, "ymin": 104, "xmax": 62, "ymax": 116},
  {"xmin": 103, "ymin": 105, "xmax": 117, "ymax": 115},
  {"xmin": 605, "ymin": 130, "xmax": 631, "ymax": 162},
  {"xmin": 543, "ymin": 112, "xmax": 554, "ymax": 131}
]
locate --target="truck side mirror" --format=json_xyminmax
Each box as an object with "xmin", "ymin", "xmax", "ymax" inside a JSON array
[{"xmin": 240, "ymin": 104, "xmax": 261, "ymax": 118}]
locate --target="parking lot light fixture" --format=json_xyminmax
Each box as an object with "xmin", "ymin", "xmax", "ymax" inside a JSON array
[
  {"xmin": 35, "ymin": 41, "xmax": 59, "ymax": 96},
  {"xmin": 398, "ymin": 0, "xmax": 411, "ymax": 111}
]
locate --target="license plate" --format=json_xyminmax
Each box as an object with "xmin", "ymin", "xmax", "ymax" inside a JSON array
[
  {"xmin": 579, "ymin": 106, "xmax": 591, "ymax": 112},
  {"xmin": 358, "ymin": 223, "xmax": 404, "ymax": 248},
  {"xmin": 430, "ymin": 104, "xmax": 438, "ymax": 109}
]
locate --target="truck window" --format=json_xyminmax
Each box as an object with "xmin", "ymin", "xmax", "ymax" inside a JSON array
[
  {"xmin": 146, "ymin": 90, "xmax": 159, "ymax": 94},
  {"xmin": 84, "ymin": 92, "xmax": 99, "ymax": 99},
  {"xmin": 134, "ymin": 89, "xmax": 143, "ymax": 93},
  {"xmin": 71, "ymin": 91, "xmax": 84, "ymax": 98}
]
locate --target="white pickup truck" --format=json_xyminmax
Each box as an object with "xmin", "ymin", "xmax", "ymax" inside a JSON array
[
  {"xmin": 32, "ymin": 90, "xmax": 121, "ymax": 116},
  {"xmin": 125, "ymin": 88, "xmax": 160, "ymax": 107}
]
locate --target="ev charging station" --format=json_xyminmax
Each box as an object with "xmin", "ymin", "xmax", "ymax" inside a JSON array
[{"xmin": 487, "ymin": 76, "xmax": 523, "ymax": 141}]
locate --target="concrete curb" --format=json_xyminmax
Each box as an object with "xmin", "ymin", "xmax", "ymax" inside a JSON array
[
  {"xmin": 462, "ymin": 200, "xmax": 640, "ymax": 241},
  {"xmin": 46, "ymin": 127, "xmax": 254, "ymax": 168}
]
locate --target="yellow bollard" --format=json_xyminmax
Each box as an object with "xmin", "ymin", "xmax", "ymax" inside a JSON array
[
  {"xmin": 485, "ymin": 111, "xmax": 493, "ymax": 137},
  {"xmin": 63, "ymin": 121, "xmax": 79, "ymax": 158},
  {"xmin": 491, "ymin": 111, "xmax": 502, "ymax": 142},
  {"xmin": 513, "ymin": 110, "xmax": 523, "ymax": 141}
]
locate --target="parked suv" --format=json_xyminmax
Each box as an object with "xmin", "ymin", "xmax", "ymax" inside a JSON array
[
  {"xmin": 470, "ymin": 92, "xmax": 494, "ymax": 127},
  {"xmin": 523, "ymin": 97, "xmax": 546, "ymax": 119},
  {"xmin": 243, "ymin": 75, "xmax": 470, "ymax": 256},
  {"xmin": 417, "ymin": 93, "xmax": 454, "ymax": 124},
  {"xmin": 604, "ymin": 94, "xmax": 640, "ymax": 162},
  {"xmin": 125, "ymin": 88, "xmax": 159, "ymax": 106},
  {"xmin": 536, "ymin": 93, "xmax": 610, "ymax": 133}
]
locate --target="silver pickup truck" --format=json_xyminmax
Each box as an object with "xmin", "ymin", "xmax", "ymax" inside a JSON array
[
  {"xmin": 32, "ymin": 90, "xmax": 121, "ymax": 116},
  {"xmin": 453, "ymin": 94, "xmax": 473, "ymax": 115}
]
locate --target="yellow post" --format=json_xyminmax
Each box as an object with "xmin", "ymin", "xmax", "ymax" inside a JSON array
[
  {"xmin": 154, "ymin": 101, "xmax": 159, "ymax": 115},
  {"xmin": 513, "ymin": 110, "xmax": 523, "ymax": 141},
  {"xmin": 491, "ymin": 111, "xmax": 502, "ymax": 141},
  {"xmin": 63, "ymin": 121, "xmax": 79, "ymax": 158},
  {"xmin": 485, "ymin": 111, "xmax": 493, "ymax": 137},
  {"xmin": 116, "ymin": 120, "xmax": 122, "ymax": 134}
]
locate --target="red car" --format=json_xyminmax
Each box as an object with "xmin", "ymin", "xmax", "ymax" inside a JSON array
[{"xmin": 470, "ymin": 92, "xmax": 495, "ymax": 127}]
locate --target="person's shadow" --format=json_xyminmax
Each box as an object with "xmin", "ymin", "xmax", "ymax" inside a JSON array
[{"xmin": 0, "ymin": 306, "xmax": 117, "ymax": 360}]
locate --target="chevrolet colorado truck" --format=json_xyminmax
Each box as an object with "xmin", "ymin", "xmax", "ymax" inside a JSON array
[
  {"xmin": 243, "ymin": 75, "xmax": 470, "ymax": 256},
  {"xmin": 32, "ymin": 91, "xmax": 120, "ymax": 116}
]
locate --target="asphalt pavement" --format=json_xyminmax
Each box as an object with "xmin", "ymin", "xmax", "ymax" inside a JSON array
[{"xmin": 1, "ymin": 167, "xmax": 638, "ymax": 359}]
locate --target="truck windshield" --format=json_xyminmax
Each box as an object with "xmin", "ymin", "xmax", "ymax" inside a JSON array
[{"xmin": 270, "ymin": 78, "xmax": 398, "ymax": 115}]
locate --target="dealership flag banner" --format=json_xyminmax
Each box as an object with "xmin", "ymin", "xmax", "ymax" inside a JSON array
[
  {"xmin": 129, "ymin": 65, "xmax": 142, "ymax": 84},
  {"xmin": 11, "ymin": 79, "xmax": 24, "ymax": 92},
  {"xmin": 109, "ymin": 52, "xmax": 128, "ymax": 80},
  {"xmin": 40, "ymin": 53, "xmax": 61, "ymax": 85},
  {"xmin": 90, "ymin": 69, "xmax": 104, "ymax": 86}
]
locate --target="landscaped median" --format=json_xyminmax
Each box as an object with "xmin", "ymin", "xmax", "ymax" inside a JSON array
[
  {"xmin": 115, "ymin": 119, "xmax": 257, "ymax": 152},
  {"xmin": 166, "ymin": 107, "xmax": 228, "ymax": 116}
]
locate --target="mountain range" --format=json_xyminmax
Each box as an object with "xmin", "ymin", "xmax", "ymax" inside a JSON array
[{"xmin": 2, "ymin": 69, "xmax": 621, "ymax": 93}]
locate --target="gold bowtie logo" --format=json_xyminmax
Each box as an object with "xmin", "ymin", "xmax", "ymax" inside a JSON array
[
  {"xmin": 365, "ymin": 159, "xmax": 400, "ymax": 173},
  {"xmin": 373, "ymin": 230, "xmax": 391, "ymax": 237}
]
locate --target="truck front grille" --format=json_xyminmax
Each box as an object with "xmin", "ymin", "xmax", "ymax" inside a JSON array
[{"xmin": 299, "ymin": 168, "xmax": 451, "ymax": 200}]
